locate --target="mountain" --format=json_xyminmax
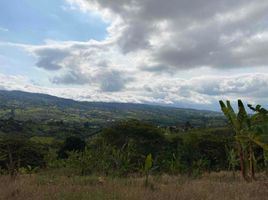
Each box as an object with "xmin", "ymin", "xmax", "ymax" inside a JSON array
[{"xmin": 0, "ymin": 90, "xmax": 225, "ymax": 128}]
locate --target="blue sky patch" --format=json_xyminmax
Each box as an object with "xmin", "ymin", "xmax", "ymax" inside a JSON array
[{"xmin": 0, "ymin": 0, "xmax": 108, "ymax": 44}]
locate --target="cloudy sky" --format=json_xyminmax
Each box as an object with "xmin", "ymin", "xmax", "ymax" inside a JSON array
[{"xmin": 1, "ymin": 0, "xmax": 268, "ymax": 110}]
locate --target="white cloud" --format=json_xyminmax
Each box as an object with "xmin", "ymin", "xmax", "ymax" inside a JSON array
[
  {"xmin": 5, "ymin": 39, "xmax": 137, "ymax": 91},
  {"xmin": 1, "ymin": 72, "xmax": 268, "ymax": 110}
]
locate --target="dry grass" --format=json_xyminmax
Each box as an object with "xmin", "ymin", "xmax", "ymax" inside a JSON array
[{"xmin": 1, "ymin": 172, "xmax": 268, "ymax": 200}]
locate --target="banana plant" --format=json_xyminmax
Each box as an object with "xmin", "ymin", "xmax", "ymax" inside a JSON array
[
  {"xmin": 144, "ymin": 153, "xmax": 153, "ymax": 186},
  {"xmin": 247, "ymin": 104, "xmax": 268, "ymax": 150},
  {"xmin": 248, "ymin": 104, "xmax": 268, "ymax": 176},
  {"xmin": 220, "ymin": 100, "xmax": 268, "ymax": 181},
  {"xmin": 219, "ymin": 100, "xmax": 250, "ymax": 181}
]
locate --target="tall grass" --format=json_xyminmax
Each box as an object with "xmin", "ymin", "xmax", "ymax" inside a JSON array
[{"xmin": 1, "ymin": 172, "xmax": 268, "ymax": 200}]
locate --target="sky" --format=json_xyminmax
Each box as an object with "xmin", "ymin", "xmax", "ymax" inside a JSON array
[{"xmin": 1, "ymin": 0, "xmax": 268, "ymax": 110}]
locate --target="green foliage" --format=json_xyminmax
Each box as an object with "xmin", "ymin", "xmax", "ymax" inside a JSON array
[
  {"xmin": 192, "ymin": 158, "xmax": 209, "ymax": 178},
  {"xmin": 220, "ymin": 100, "xmax": 268, "ymax": 181},
  {"xmin": 167, "ymin": 153, "xmax": 182, "ymax": 175},
  {"xmin": 0, "ymin": 90, "xmax": 226, "ymax": 138},
  {"xmin": 0, "ymin": 137, "xmax": 46, "ymax": 176},
  {"xmin": 227, "ymin": 148, "xmax": 239, "ymax": 177},
  {"xmin": 144, "ymin": 154, "xmax": 153, "ymax": 172},
  {"xmin": 30, "ymin": 136, "xmax": 55, "ymax": 145},
  {"xmin": 100, "ymin": 120, "xmax": 168, "ymax": 170},
  {"xmin": 36, "ymin": 120, "xmax": 234, "ymax": 177},
  {"xmin": 58, "ymin": 136, "xmax": 86, "ymax": 159},
  {"xmin": 144, "ymin": 154, "xmax": 153, "ymax": 186},
  {"xmin": 19, "ymin": 165, "xmax": 39, "ymax": 174},
  {"xmin": 2, "ymin": 115, "xmax": 267, "ymax": 179},
  {"xmin": 45, "ymin": 148, "xmax": 65, "ymax": 169},
  {"xmin": 4, "ymin": 90, "xmax": 268, "ymax": 179},
  {"xmin": 177, "ymin": 131, "xmax": 231, "ymax": 175}
]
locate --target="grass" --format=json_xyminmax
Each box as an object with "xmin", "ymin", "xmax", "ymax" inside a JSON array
[{"xmin": 1, "ymin": 172, "xmax": 268, "ymax": 200}]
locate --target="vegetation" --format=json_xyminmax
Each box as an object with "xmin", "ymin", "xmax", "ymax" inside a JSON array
[
  {"xmin": 144, "ymin": 153, "xmax": 153, "ymax": 186},
  {"xmin": 0, "ymin": 120, "xmax": 234, "ymax": 177},
  {"xmin": 0, "ymin": 90, "xmax": 226, "ymax": 138},
  {"xmin": 1, "ymin": 91, "xmax": 268, "ymax": 199},
  {"xmin": 220, "ymin": 100, "xmax": 268, "ymax": 181}
]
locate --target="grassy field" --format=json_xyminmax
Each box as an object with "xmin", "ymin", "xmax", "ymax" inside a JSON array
[{"xmin": 1, "ymin": 172, "xmax": 268, "ymax": 200}]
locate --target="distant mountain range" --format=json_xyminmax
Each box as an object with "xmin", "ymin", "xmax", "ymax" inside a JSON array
[{"xmin": 0, "ymin": 90, "xmax": 225, "ymax": 128}]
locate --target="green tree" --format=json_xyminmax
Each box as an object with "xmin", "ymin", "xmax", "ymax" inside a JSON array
[
  {"xmin": 0, "ymin": 137, "xmax": 45, "ymax": 177},
  {"xmin": 100, "ymin": 120, "xmax": 167, "ymax": 169},
  {"xmin": 58, "ymin": 136, "xmax": 86, "ymax": 159}
]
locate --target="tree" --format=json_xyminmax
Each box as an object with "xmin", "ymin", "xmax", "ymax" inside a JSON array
[
  {"xmin": 100, "ymin": 120, "xmax": 167, "ymax": 169},
  {"xmin": 184, "ymin": 121, "xmax": 193, "ymax": 131},
  {"xmin": 0, "ymin": 137, "xmax": 45, "ymax": 177},
  {"xmin": 58, "ymin": 136, "xmax": 86, "ymax": 159}
]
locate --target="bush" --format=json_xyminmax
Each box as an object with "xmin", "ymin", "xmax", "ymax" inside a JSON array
[{"xmin": 58, "ymin": 136, "xmax": 86, "ymax": 159}]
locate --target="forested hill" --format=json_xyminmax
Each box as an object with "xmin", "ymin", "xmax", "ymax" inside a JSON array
[{"xmin": 0, "ymin": 90, "xmax": 225, "ymax": 128}]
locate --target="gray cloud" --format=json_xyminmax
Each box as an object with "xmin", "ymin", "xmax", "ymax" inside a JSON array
[
  {"xmin": 34, "ymin": 48, "xmax": 70, "ymax": 70},
  {"xmin": 26, "ymin": 40, "xmax": 134, "ymax": 92},
  {"xmin": 96, "ymin": 70, "xmax": 134, "ymax": 92},
  {"xmin": 27, "ymin": 41, "xmax": 134, "ymax": 92},
  {"xmin": 76, "ymin": 0, "xmax": 268, "ymax": 70},
  {"xmin": 30, "ymin": 0, "xmax": 268, "ymax": 80},
  {"xmin": 140, "ymin": 64, "xmax": 169, "ymax": 73},
  {"xmin": 52, "ymin": 70, "xmax": 91, "ymax": 85},
  {"xmin": 118, "ymin": 21, "xmax": 152, "ymax": 54}
]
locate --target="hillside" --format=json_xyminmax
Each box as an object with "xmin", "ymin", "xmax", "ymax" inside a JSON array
[{"xmin": 0, "ymin": 90, "xmax": 224, "ymax": 125}]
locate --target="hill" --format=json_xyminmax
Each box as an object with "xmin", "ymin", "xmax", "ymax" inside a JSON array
[
  {"xmin": 0, "ymin": 90, "xmax": 224, "ymax": 124},
  {"xmin": 0, "ymin": 90, "xmax": 226, "ymax": 137}
]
